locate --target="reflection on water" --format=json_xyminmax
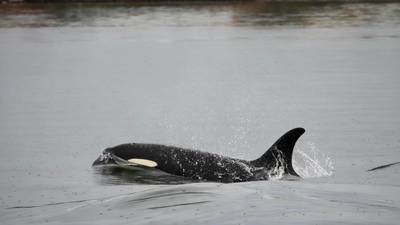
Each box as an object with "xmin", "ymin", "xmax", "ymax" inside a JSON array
[
  {"xmin": 231, "ymin": 2, "xmax": 400, "ymax": 27},
  {"xmin": 0, "ymin": 2, "xmax": 399, "ymax": 28},
  {"xmin": 93, "ymin": 166, "xmax": 198, "ymax": 185}
]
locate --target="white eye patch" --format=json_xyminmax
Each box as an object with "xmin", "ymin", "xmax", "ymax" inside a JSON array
[{"xmin": 128, "ymin": 158, "xmax": 158, "ymax": 167}]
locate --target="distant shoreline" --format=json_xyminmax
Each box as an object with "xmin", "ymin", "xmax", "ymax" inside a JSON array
[{"xmin": 2, "ymin": 0, "xmax": 399, "ymax": 3}]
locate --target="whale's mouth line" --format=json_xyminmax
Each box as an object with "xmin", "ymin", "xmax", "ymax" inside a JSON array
[{"xmin": 94, "ymin": 152, "xmax": 159, "ymax": 170}]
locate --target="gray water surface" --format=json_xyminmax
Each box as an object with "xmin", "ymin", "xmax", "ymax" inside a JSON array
[{"xmin": 0, "ymin": 2, "xmax": 400, "ymax": 224}]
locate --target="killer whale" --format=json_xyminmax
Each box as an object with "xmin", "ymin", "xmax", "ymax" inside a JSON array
[{"xmin": 93, "ymin": 127, "xmax": 305, "ymax": 182}]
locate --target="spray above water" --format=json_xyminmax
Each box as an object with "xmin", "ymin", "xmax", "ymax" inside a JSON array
[{"xmin": 293, "ymin": 141, "xmax": 334, "ymax": 178}]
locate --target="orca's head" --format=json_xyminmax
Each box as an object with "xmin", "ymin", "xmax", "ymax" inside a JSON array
[{"xmin": 92, "ymin": 143, "xmax": 157, "ymax": 166}]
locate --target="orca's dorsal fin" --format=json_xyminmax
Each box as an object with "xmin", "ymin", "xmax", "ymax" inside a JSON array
[{"xmin": 250, "ymin": 127, "xmax": 305, "ymax": 177}]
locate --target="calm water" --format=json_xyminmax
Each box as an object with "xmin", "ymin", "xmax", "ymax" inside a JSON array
[{"xmin": 0, "ymin": 2, "xmax": 400, "ymax": 224}]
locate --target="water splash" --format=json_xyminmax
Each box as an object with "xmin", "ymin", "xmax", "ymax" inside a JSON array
[
  {"xmin": 266, "ymin": 165, "xmax": 286, "ymax": 181},
  {"xmin": 267, "ymin": 150, "xmax": 286, "ymax": 180},
  {"xmin": 293, "ymin": 141, "xmax": 334, "ymax": 178}
]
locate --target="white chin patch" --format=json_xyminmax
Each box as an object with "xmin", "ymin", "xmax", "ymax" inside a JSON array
[{"xmin": 128, "ymin": 158, "xmax": 158, "ymax": 167}]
